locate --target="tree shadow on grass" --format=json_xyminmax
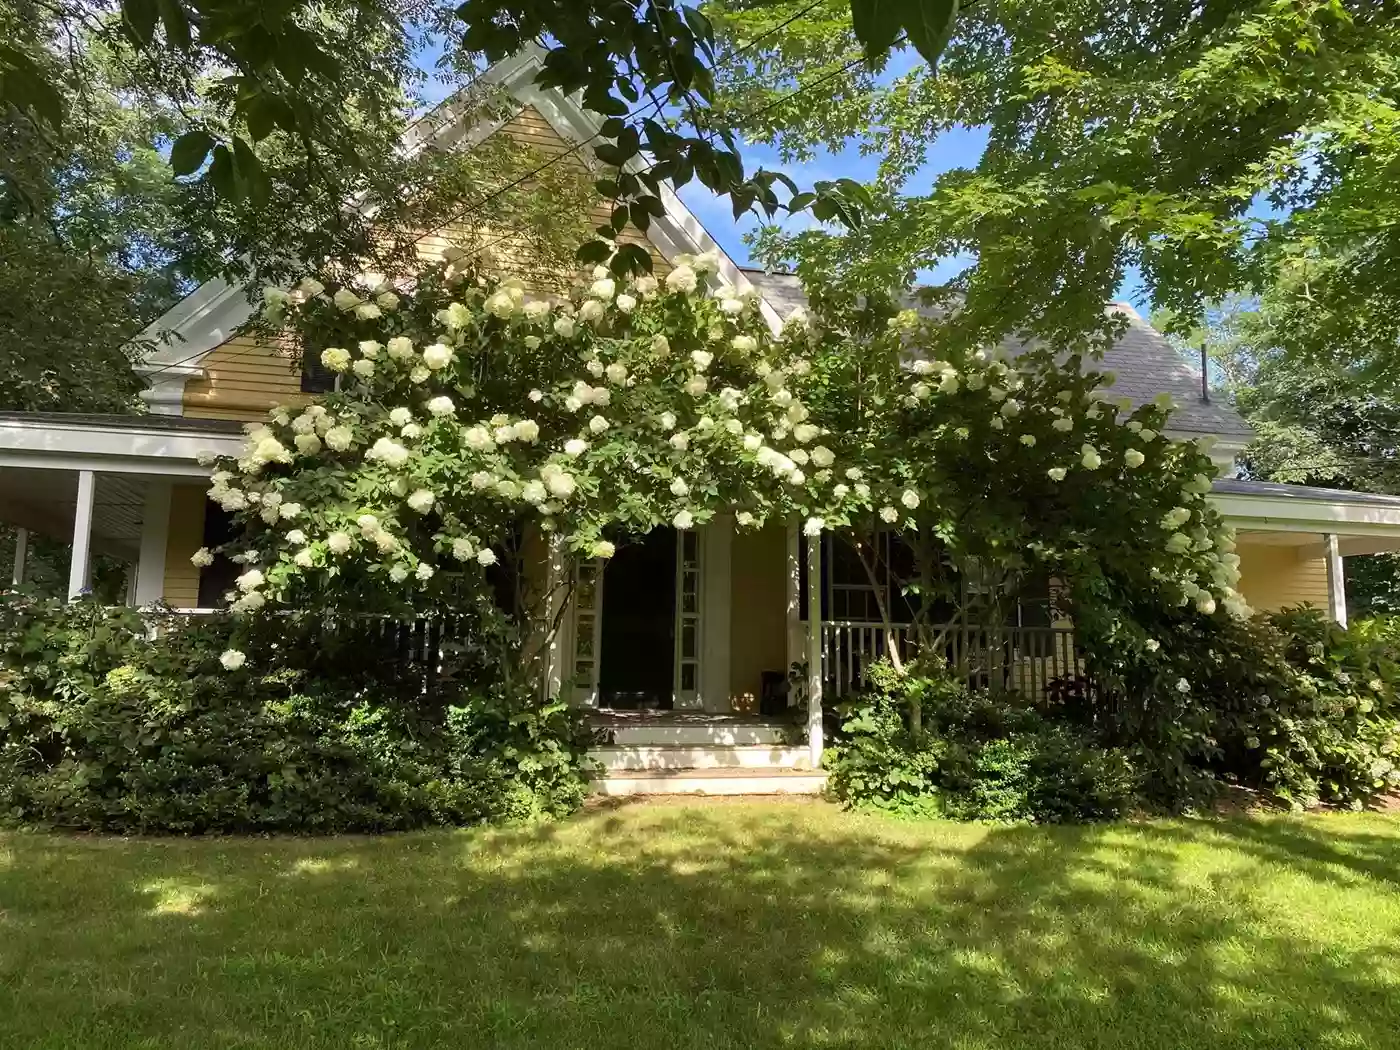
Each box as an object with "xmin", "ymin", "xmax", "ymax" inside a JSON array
[{"xmin": 1, "ymin": 807, "xmax": 1399, "ymax": 1049}]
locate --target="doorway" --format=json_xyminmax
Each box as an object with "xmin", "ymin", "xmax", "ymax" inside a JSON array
[{"xmin": 597, "ymin": 528, "xmax": 677, "ymax": 709}]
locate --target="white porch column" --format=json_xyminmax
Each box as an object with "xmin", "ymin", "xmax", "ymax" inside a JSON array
[
  {"xmin": 133, "ymin": 479, "xmax": 172, "ymax": 606},
  {"xmin": 1325, "ymin": 532, "xmax": 1348, "ymax": 627},
  {"xmin": 805, "ymin": 528, "xmax": 824, "ymax": 767},
  {"xmin": 67, "ymin": 469, "xmax": 96, "ymax": 599},
  {"xmin": 542, "ymin": 535, "xmax": 569, "ymax": 701},
  {"xmin": 11, "ymin": 526, "xmax": 27, "ymax": 586}
]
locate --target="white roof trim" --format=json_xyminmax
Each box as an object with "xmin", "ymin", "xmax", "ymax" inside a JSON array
[
  {"xmin": 0, "ymin": 418, "xmax": 242, "ymax": 476},
  {"xmin": 1211, "ymin": 489, "xmax": 1400, "ymax": 540},
  {"xmin": 135, "ymin": 50, "xmax": 783, "ymax": 385}
]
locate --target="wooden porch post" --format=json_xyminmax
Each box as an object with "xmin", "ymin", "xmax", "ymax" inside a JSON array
[
  {"xmin": 133, "ymin": 479, "xmax": 172, "ymax": 606},
  {"xmin": 11, "ymin": 526, "xmax": 26, "ymax": 586},
  {"xmin": 1325, "ymin": 532, "xmax": 1348, "ymax": 627},
  {"xmin": 67, "ymin": 469, "xmax": 96, "ymax": 599},
  {"xmin": 805, "ymin": 528, "xmax": 823, "ymax": 768}
]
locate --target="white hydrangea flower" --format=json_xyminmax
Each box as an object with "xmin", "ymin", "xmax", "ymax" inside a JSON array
[
  {"xmin": 651, "ymin": 334, "xmax": 670, "ymax": 356},
  {"xmin": 286, "ymin": 529, "xmax": 307, "ymax": 546},
  {"xmin": 325, "ymin": 530, "xmax": 352, "ymax": 555},
  {"xmin": 684, "ymin": 376, "xmax": 708, "ymax": 396},
  {"xmin": 673, "ymin": 509, "xmax": 695, "ymax": 529},
  {"xmin": 792, "ymin": 423, "xmax": 819, "ymax": 444},
  {"xmin": 660, "ymin": 411, "xmax": 677, "ymax": 430},
  {"xmin": 495, "ymin": 479, "xmax": 520, "ymax": 499},
  {"xmin": 588, "ymin": 415, "xmax": 609, "ymax": 434},
  {"xmin": 422, "ymin": 343, "xmax": 455, "ymax": 370},
  {"xmin": 376, "ymin": 291, "xmax": 399, "ymax": 312},
  {"xmin": 592, "ymin": 540, "xmax": 616, "ymax": 559},
  {"xmin": 803, "ymin": 517, "xmax": 824, "ymax": 537},
  {"xmin": 235, "ymin": 568, "xmax": 265, "ymax": 592},
  {"xmin": 1079, "ymin": 445, "xmax": 1102, "ymax": 470},
  {"xmin": 615, "ymin": 293, "xmax": 637, "ymax": 313},
  {"xmin": 833, "ymin": 483, "xmax": 850, "ymax": 499},
  {"xmin": 719, "ymin": 298, "xmax": 744, "ymax": 316},
  {"xmin": 279, "ymin": 502, "xmax": 301, "ymax": 520},
  {"xmin": 585, "ymin": 359, "xmax": 606, "ymax": 378},
  {"xmin": 1052, "ymin": 418, "xmax": 1074, "ymax": 432},
  {"xmin": 743, "ymin": 434, "xmax": 762, "ymax": 452},
  {"xmin": 368, "ymin": 437, "xmax": 410, "ymax": 467},
  {"xmin": 900, "ymin": 489, "xmax": 920, "ymax": 510},
  {"xmin": 544, "ymin": 470, "xmax": 576, "ymax": 498},
  {"xmin": 513, "ymin": 419, "xmax": 540, "ymax": 443},
  {"xmin": 999, "ymin": 398, "xmax": 1022, "ymax": 417},
  {"xmin": 387, "ymin": 336, "xmax": 414, "ymax": 360},
  {"xmin": 293, "ymin": 548, "xmax": 315, "ymax": 568},
  {"xmin": 324, "ymin": 426, "xmax": 353, "ymax": 451},
  {"xmin": 589, "ymin": 277, "xmax": 616, "ymax": 300},
  {"xmin": 1047, "ymin": 467, "xmax": 1067, "ymax": 481},
  {"xmin": 666, "ymin": 265, "xmax": 698, "ymax": 294},
  {"xmin": 810, "ymin": 446, "xmax": 835, "ymax": 468},
  {"xmin": 470, "ymin": 471, "xmax": 495, "ymax": 490},
  {"xmin": 333, "ymin": 288, "xmax": 360, "ymax": 312},
  {"xmin": 553, "ymin": 317, "xmax": 577, "ymax": 339},
  {"xmin": 450, "ymin": 538, "xmax": 476, "ymax": 561},
  {"xmin": 320, "ymin": 347, "xmax": 351, "ymax": 372},
  {"xmin": 493, "ymin": 424, "xmax": 514, "ymax": 445},
  {"xmin": 484, "ymin": 290, "xmax": 517, "ymax": 319},
  {"xmin": 389, "ymin": 407, "xmax": 413, "ymax": 427},
  {"xmin": 427, "ymin": 396, "xmax": 455, "ymax": 417},
  {"xmin": 477, "ymin": 548, "xmax": 497, "ymax": 567},
  {"xmin": 462, "ymin": 426, "xmax": 494, "ymax": 451},
  {"xmin": 1166, "ymin": 532, "xmax": 1192, "ymax": 553},
  {"xmin": 788, "ymin": 469, "xmax": 806, "ymax": 486},
  {"xmin": 579, "ymin": 300, "xmax": 606, "ymax": 324},
  {"xmin": 1124, "ymin": 448, "xmax": 1146, "ymax": 468},
  {"xmin": 407, "ymin": 489, "xmax": 435, "ymax": 513},
  {"xmin": 670, "ymin": 432, "xmax": 690, "ymax": 451},
  {"xmin": 410, "ymin": 366, "xmax": 430, "ymax": 384},
  {"xmin": 605, "ymin": 362, "xmax": 628, "ymax": 384},
  {"xmin": 911, "ymin": 382, "xmax": 931, "ymax": 400},
  {"xmin": 220, "ymin": 649, "xmax": 247, "ymax": 671},
  {"xmin": 670, "ymin": 478, "xmax": 690, "ymax": 497},
  {"xmin": 355, "ymin": 302, "xmax": 381, "ymax": 321},
  {"xmin": 725, "ymin": 418, "xmax": 744, "ymax": 435},
  {"xmin": 524, "ymin": 300, "xmax": 552, "ymax": 323},
  {"xmin": 562, "ymin": 438, "xmax": 588, "ymax": 457},
  {"xmin": 389, "ymin": 564, "xmax": 409, "ymax": 583},
  {"xmin": 1019, "ymin": 434, "xmax": 1037, "ymax": 447},
  {"xmin": 690, "ymin": 349, "xmax": 713, "ymax": 372},
  {"xmin": 190, "ymin": 547, "xmax": 214, "ymax": 568},
  {"xmin": 634, "ymin": 275, "xmax": 659, "ymax": 297},
  {"xmin": 352, "ymin": 359, "xmax": 375, "ymax": 379},
  {"xmin": 694, "ymin": 251, "xmax": 720, "ymax": 272},
  {"xmin": 736, "ymin": 511, "xmax": 755, "ymax": 527},
  {"xmin": 1140, "ymin": 429, "xmax": 1158, "ymax": 441},
  {"xmin": 879, "ymin": 506, "xmax": 899, "ymax": 523},
  {"xmin": 789, "ymin": 448, "xmax": 810, "ymax": 466}
]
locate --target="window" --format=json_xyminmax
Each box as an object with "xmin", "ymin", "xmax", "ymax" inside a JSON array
[
  {"xmin": 300, "ymin": 357, "xmax": 339, "ymax": 394},
  {"xmin": 196, "ymin": 506, "xmax": 240, "ymax": 607}
]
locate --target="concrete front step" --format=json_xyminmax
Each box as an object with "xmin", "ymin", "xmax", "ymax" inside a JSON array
[
  {"xmin": 590, "ymin": 744, "xmax": 812, "ymax": 772},
  {"xmin": 600, "ymin": 723, "xmax": 793, "ymax": 747},
  {"xmin": 591, "ymin": 768, "xmax": 829, "ymax": 796}
]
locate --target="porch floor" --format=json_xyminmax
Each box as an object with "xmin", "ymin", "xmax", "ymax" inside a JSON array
[{"xmin": 587, "ymin": 709, "xmax": 799, "ymax": 728}]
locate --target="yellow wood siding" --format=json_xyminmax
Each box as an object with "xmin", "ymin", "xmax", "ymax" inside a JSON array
[
  {"xmin": 183, "ymin": 334, "xmax": 305, "ymax": 421},
  {"xmin": 182, "ymin": 104, "xmax": 672, "ymax": 422},
  {"xmin": 729, "ymin": 523, "xmax": 788, "ymax": 706},
  {"xmin": 1236, "ymin": 542, "xmax": 1331, "ymax": 612},
  {"xmin": 163, "ymin": 484, "xmax": 208, "ymax": 607}
]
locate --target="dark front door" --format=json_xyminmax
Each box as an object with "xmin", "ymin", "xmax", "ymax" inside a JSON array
[{"xmin": 598, "ymin": 528, "xmax": 676, "ymax": 709}]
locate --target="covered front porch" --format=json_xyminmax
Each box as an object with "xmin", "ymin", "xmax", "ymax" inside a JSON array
[{"xmin": 0, "ymin": 412, "xmax": 243, "ymax": 602}]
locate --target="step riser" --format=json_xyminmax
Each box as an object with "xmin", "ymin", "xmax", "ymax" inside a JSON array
[
  {"xmin": 590, "ymin": 746, "xmax": 811, "ymax": 772},
  {"xmin": 603, "ymin": 726, "xmax": 792, "ymax": 747},
  {"xmin": 591, "ymin": 774, "xmax": 827, "ymax": 796}
]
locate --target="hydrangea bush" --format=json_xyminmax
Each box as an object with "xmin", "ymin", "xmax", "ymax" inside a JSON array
[{"xmin": 200, "ymin": 252, "xmax": 1249, "ymax": 686}]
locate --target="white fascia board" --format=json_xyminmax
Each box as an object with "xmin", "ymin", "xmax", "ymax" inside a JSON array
[
  {"xmin": 1211, "ymin": 491, "xmax": 1400, "ymax": 539},
  {"xmin": 0, "ymin": 419, "xmax": 243, "ymax": 476}
]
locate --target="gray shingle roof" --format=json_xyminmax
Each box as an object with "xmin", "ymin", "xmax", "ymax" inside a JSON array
[
  {"xmin": 1213, "ymin": 478, "xmax": 1400, "ymax": 507},
  {"xmin": 0, "ymin": 411, "xmax": 246, "ymax": 434},
  {"xmin": 742, "ymin": 269, "xmax": 1253, "ymax": 441}
]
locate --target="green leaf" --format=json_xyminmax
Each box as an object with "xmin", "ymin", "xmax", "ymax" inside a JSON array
[
  {"xmin": 121, "ymin": 0, "xmax": 159, "ymax": 46},
  {"xmin": 576, "ymin": 239, "xmax": 613, "ymax": 265},
  {"xmin": 245, "ymin": 97, "xmax": 276, "ymax": 143},
  {"xmin": 206, "ymin": 143, "xmax": 240, "ymax": 200},
  {"xmin": 156, "ymin": 0, "xmax": 192, "ymax": 49},
  {"xmin": 169, "ymin": 129, "xmax": 215, "ymax": 177},
  {"xmin": 904, "ymin": 0, "xmax": 959, "ymax": 68},
  {"xmin": 0, "ymin": 46, "xmax": 64, "ymax": 128},
  {"xmin": 610, "ymin": 242, "xmax": 652, "ymax": 277},
  {"xmin": 850, "ymin": 0, "xmax": 904, "ymax": 63}
]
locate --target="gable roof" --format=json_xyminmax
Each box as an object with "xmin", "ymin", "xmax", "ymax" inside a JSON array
[
  {"xmin": 135, "ymin": 49, "xmax": 782, "ymax": 403},
  {"xmin": 741, "ymin": 269, "xmax": 1253, "ymax": 443}
]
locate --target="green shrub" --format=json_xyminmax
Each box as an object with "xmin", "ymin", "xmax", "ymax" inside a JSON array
[
  {"xmin": 827, "ymin": 661, "xmax": 1140, "ymax": 823},
  {"xmin": 1073, "ymin": 606, "xmax": 1400, "ymax": 811},
  {"xmin": 0, "ymin": 596, "xmax": 596, "ymax": 833}
]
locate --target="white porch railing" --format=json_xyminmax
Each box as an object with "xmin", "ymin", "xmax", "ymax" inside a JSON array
[{"xmin": 819, "ymin": 620, "xmax": 1083, "ymax": 699}]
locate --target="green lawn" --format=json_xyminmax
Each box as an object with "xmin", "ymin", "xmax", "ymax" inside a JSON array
[{"xmin": 3, "ymin": 802, "xmax": 1400, "ymax": 1050}]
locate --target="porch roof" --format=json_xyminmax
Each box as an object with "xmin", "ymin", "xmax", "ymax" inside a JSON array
[
  {"xmin": 0, "ymin": 411, "xmax": 244, "ymax": 476},
  {"xmin": 1210, "ymin": 478, "xmax": 1400, "ymax": 556}
]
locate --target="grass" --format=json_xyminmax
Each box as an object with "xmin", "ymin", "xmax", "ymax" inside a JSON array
[{"xmin": 3, "ymin": 802, "xmax": 1400, "ymax": 1050}]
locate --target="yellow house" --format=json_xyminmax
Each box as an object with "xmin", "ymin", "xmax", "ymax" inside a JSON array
[{"xmin": 4, "ymin": 50, "xmax": 1400, "ymax": 792}]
